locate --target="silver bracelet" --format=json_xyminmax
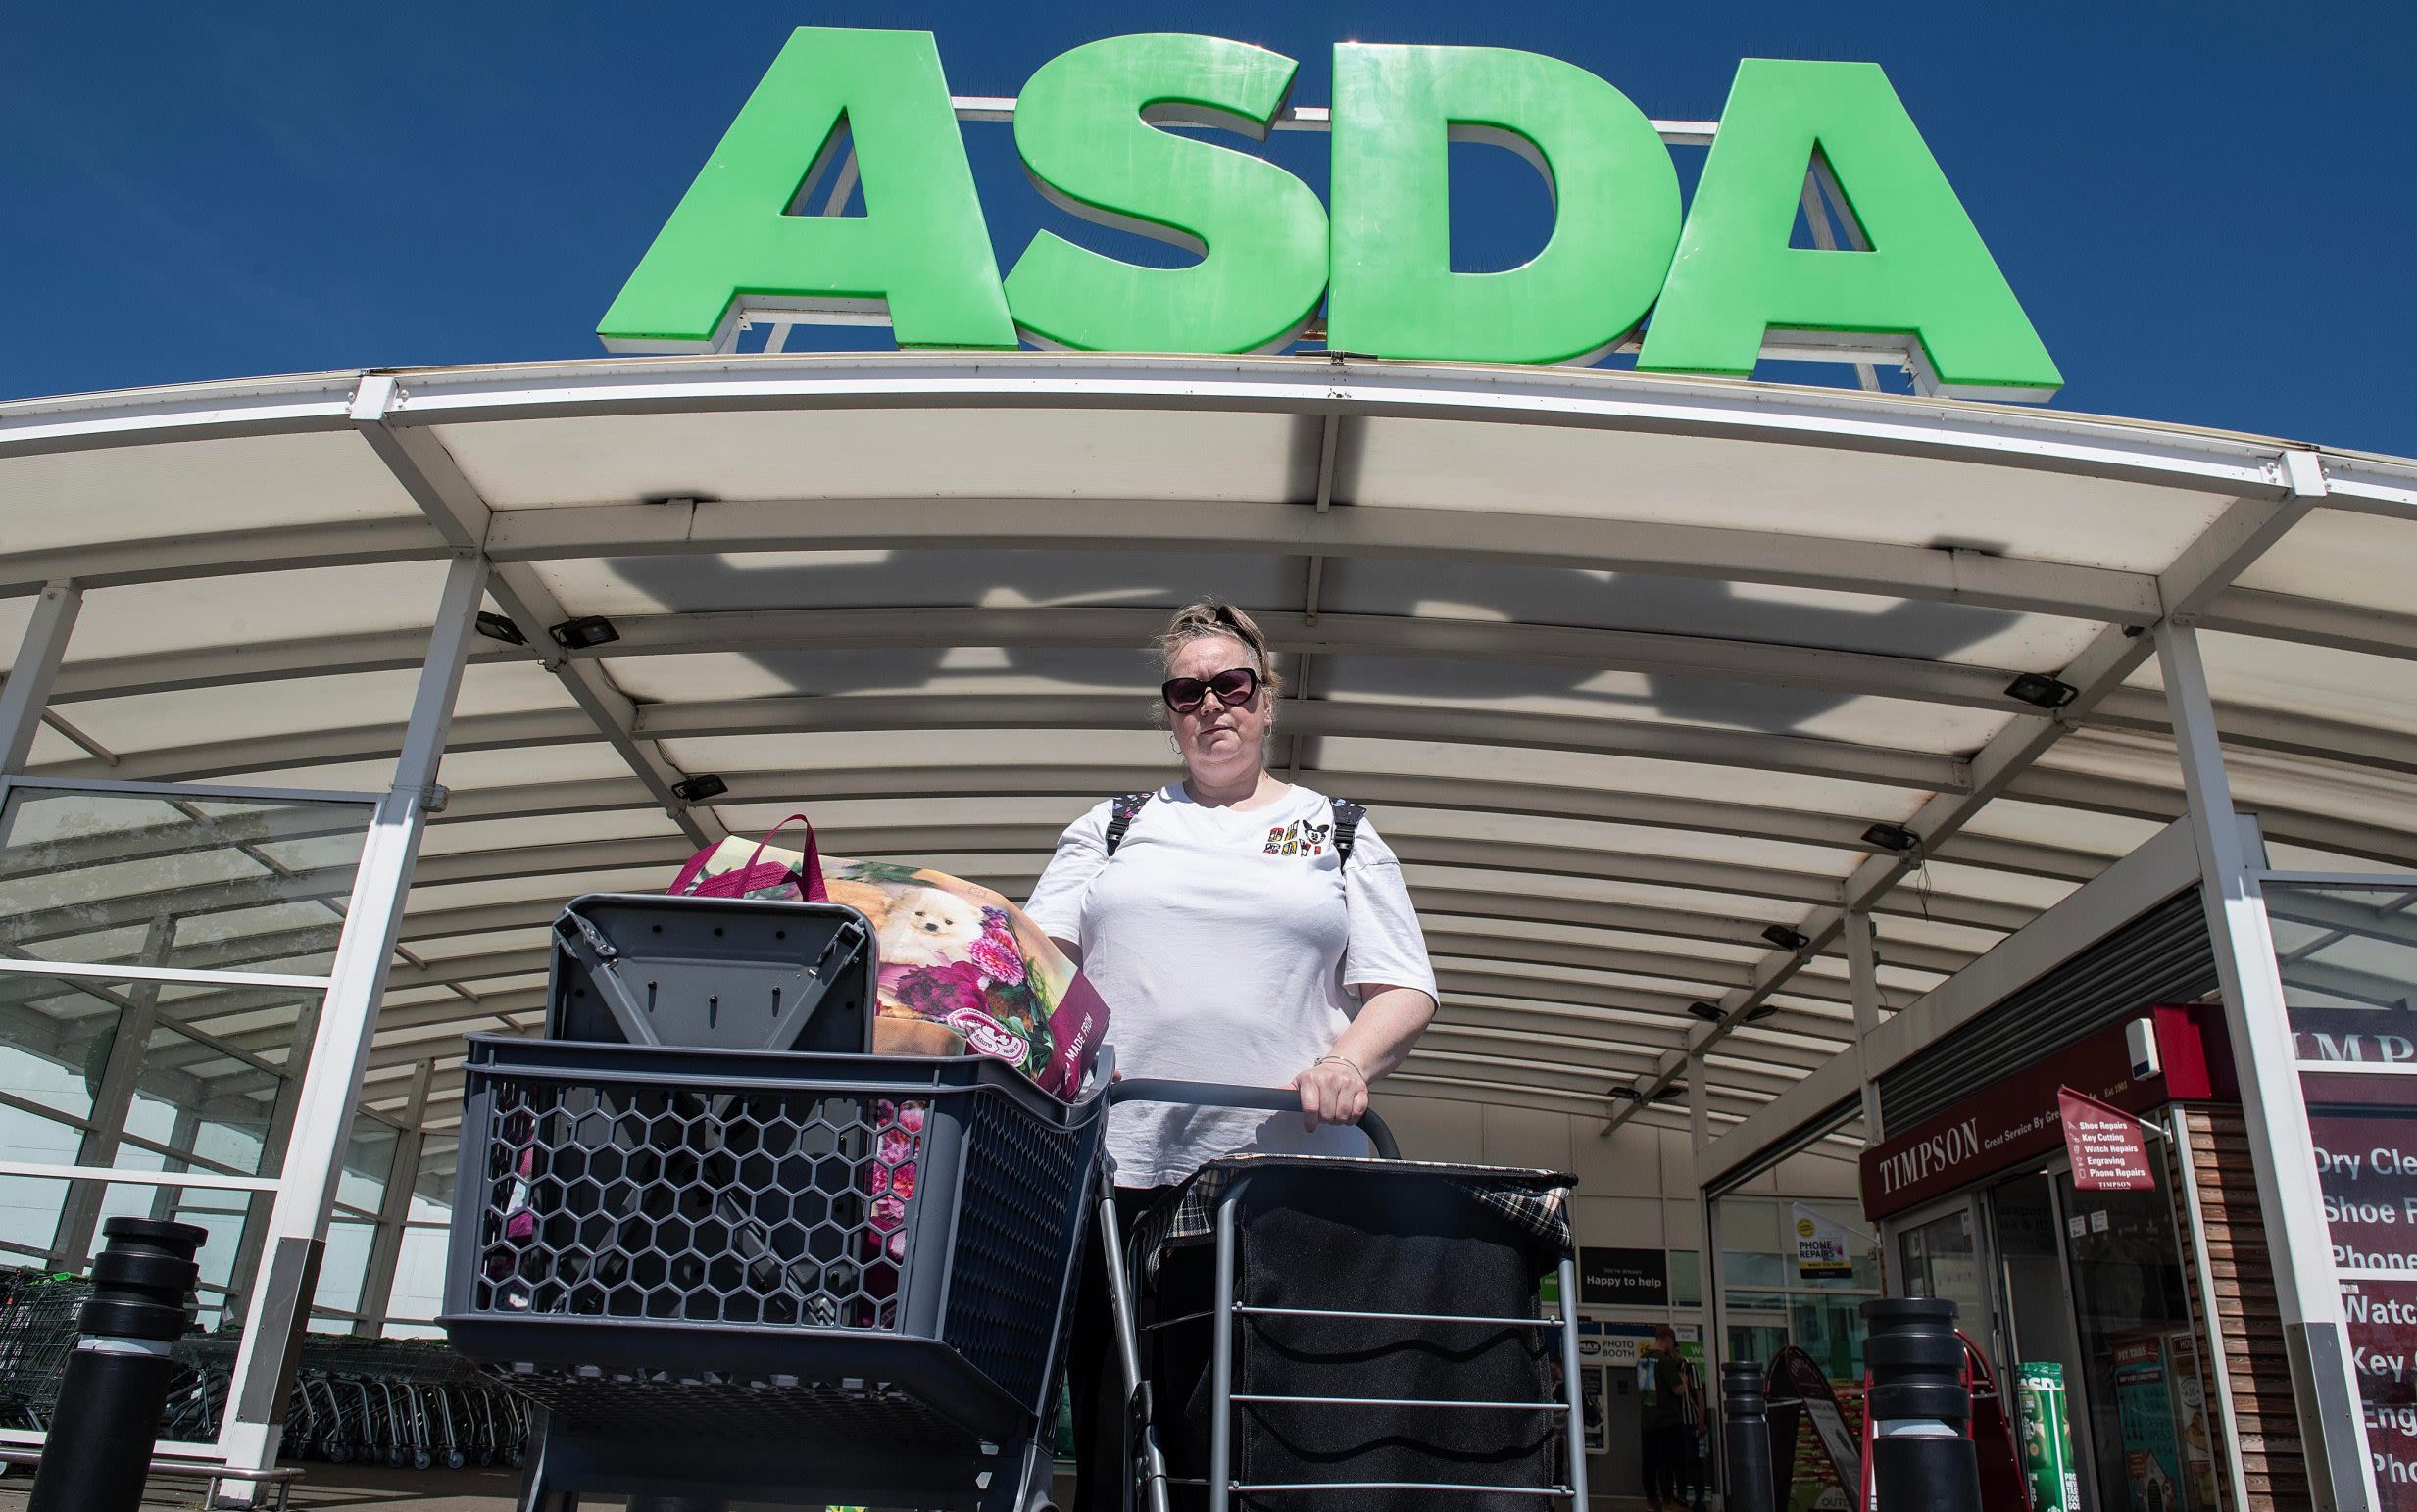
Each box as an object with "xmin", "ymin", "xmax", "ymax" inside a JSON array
[{"xmin": 1314, "ymin": 1053, "xmax": 1367, "ymax": 1082}]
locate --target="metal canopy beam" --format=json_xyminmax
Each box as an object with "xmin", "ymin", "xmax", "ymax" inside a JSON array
[
  {"xmin": 0, "ymin": 582, "xmax": 83, "ymax": 771},
  {"xmin": 47, "ymin": 629, "xmax": 529, "ymax": 705},
  {"xmin": 0, "ymin": 518, "xmax": 443, "ymax": 600},
  {"xmin": 2005, "ymin": 764, "xmax": 2417, "ymax": 869},
  {"xmin": 577, "ymin": 604, "xmax": 2030, "ymax": 711},
  {"xmin": 36, "ymin": 707, "xmax": 598, "ymax": 785},
  {"xmin": 633, "ymin": 692, "xmax": 1972, "ymax": 792},
  {"xmin": 376, "ymin": 350, "xmax": 2286, "ymax": 496},
  {"xmin": 486, "ymin": 497, "xmax": 2160, "ymax": 625}
]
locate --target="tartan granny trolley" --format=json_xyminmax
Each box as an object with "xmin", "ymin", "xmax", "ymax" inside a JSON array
[{"xmin": 1100, "ymin": 1081, "xmax": 1588, "ymax": 1512}]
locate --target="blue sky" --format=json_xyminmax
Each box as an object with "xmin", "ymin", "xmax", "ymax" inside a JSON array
[{"xmin": 3, "ymin": 5, "xmax": 2408, "ymax": 454}]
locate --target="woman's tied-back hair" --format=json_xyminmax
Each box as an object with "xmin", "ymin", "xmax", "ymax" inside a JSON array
[{"xmin": 1152, "ymin": 599, "xmax": 1282, "ymax": 726}]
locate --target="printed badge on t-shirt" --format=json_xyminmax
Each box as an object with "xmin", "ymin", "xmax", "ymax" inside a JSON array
[{"xmin": 1261, "ymin": 818, "xmax": 1333, "ymax": 857}]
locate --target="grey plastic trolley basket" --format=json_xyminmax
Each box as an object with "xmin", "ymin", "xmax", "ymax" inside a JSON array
[
  {"xmin": 442, "ymin": 1033, "xmax": 1108, "ymax": 1512},
  {"xmin": 1096, "ymin": 1082, "xmax": 1586, "ymax": 1512},
  {"xmin": 547, "ymin": 891, "xmax": 875, "ymax": 1052}
]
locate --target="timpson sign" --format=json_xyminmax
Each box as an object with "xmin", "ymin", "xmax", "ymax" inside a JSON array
[
  {"xmin": 600, "ymin": 29, "xmax": 2063, "ymax": 401},
  {"xmin": 1860, "ymin": 1005, "xmax": 2232, "ymax": 1221}
]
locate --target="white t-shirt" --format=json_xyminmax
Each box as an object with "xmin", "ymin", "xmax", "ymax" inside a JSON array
[{"xmin": 1023, "ymin": 782, "xmax": 1438, "ymax": 1188}]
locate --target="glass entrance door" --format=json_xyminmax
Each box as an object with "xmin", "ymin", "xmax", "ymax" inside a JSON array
[
  {"xmin": 2056, "ymin": 1168, "xmax": 2215, "ymax": 1512},
  {"xmin": 1990, "ymin": 1173, "xmax": 2099, "ymax": 1512}
]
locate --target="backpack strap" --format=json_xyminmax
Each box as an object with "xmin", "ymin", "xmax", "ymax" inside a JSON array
[
  {"xmin": 1104, "ymin": 791, "xmax": 1154, "ymax": 856},
  {"xmin": 1329, "ymin": 798, "xmax": 1365, "ymax": 869}
]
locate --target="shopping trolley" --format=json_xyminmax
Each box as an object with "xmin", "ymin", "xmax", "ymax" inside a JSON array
[
  {"xmin": 0, "ymin": 1273, "xmax": 92, "ymax": 1429},
  {"xmin": 1097, "ymin": 1081, "xmax": 1586, "ymax": 1512},
  {"xmin": 442, "ymin": 1028, "xmax": 1109, "ymax": 1512}
]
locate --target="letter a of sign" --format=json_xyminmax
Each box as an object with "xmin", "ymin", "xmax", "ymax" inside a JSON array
[
  {"xmin": 1636, "ymin": 60, "xmax": 2061, "ymax": 400},
  {"xmin": 1327, "ymin": 45, "xmax": 1681, "ymax": 364},
  {"xmin": 599, "ymin": 29, "xmax": 1014, "ymax": 352},
  {"xmin": 1006, "ymin": 35, "xmax": 1329, "ymax": 354}
]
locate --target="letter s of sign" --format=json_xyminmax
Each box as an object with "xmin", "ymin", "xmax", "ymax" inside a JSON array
[
  {"xmin": 1326, "ymin": 44, "xmax": 1682, "ymax": 365},
  {"xmin": 599, "ymin": 29, "xmax": 1016, "ymax": 353},
  {"xmin": 1005, "ymin": 35, "xmax": 1329, "ymax": 354},
  {"xmin": 1635, "ymin": 60, "xmax": 2061, "ymax": 400}
]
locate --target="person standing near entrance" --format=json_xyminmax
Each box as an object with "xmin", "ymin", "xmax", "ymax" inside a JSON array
[
  {"xmin": 1026, "ymin": 599, "xmax": 1440, "ymax": 1512},
  {"xmin": 1639, "ymin": 1324, "xmax": 1707, "ymax": 1512}
]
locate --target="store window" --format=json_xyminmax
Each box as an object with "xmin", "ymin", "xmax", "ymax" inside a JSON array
[
  {"xmin": 0, "ymin": 778, "xmax": 375, "ymax": 1439},
  {"xmin": 1714, "ymin": 1193, "xmax": 1881, "ymax": 1382},
  {"xmin": 2265, "ymin": 881, "xmax": 2417, "ymax": 1508},
  {"xmin": 2057, "ymin": 1171, "xmax": 2216, "ymax": 1512},
  {"xmin": 1713, "ymin": 1125, "xmax": 1880, "ymax": 1512}
]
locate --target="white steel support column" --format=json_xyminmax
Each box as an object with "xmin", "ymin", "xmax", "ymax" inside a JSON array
[
  {"xmin": 217, "ymin": 554, "xmax": 487, "ymax": 1483},
  {"xmin": 1689, "ymin": 1050, "xmax": 1710, "ymax": 1156},
  {"xmin": 1689, "ymin": 1040, "xmax": 1735, "ymax": 1503},
  {"xmin": 0, "ymin": 580, "xmax": 82, "ymax": 772},
  {"xmin": 1843, "ymin": 912, "xmax": 1886, "ymax": 1142},
  {"xmin": 354, "ymin": 1061, "xmax": 431, "ymax": 1339},
  {"xmin": 2158, "ymin": 620, "xmax": 2375, "ymax": 1512}
]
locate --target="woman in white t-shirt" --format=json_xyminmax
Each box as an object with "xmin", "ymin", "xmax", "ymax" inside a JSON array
[{"xmin": 1027, "ymin": 599, "xmax": 1437, "ymax": 1512}]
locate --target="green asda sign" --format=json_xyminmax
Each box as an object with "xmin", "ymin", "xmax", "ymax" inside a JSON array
[{"xmin": 601, "ymin": 29, "xmax": 2061, "ymax": 401}]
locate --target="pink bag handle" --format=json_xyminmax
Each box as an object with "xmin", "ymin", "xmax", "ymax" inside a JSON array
[
  {"xmin": 746, "ymin": 813, "xmax": 828, "ymax": 902},
  {"xmin": 668, "ymin": 813, "xmax": 828, "ymax": 902}
]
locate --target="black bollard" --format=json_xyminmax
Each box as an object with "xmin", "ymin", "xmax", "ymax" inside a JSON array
[
  {"xmin": 27, "ymin": 1217, "xmax": 206, "ymax": 1512},
  {"xmin": 1862, "ymin": 1298, "xmax": 1982, "ymax": 1512},
  {"xmin": 1722, "ymin": 1361, "xmax": 1774, "ymax": 1512}
]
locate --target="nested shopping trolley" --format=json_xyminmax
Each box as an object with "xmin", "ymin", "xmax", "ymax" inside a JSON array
[
  {"xmin": 1098, "ymin": 1081, "xmax": 1588, "ymax": 1512},
  {"xmin": 441, "ymin": 892, "xmax": 1110, "ymax": 1512}
]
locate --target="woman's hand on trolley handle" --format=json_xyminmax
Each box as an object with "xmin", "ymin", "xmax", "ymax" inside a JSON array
[{"xmin": 1287, "ymin": 982, "xmax": 1435, "ymax": 1132}]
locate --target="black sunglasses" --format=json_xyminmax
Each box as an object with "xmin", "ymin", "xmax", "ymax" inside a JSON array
[{"xmin": 1161, "ymin": 666, "xmax": 1260, "ymax": 714}]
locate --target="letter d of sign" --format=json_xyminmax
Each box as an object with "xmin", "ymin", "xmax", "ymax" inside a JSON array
[
  {"xmin": 1636, "ymin": 60, "xmax": 2061, "ymax": 400},
  {"xmin": 1006, "ymin": 36, "xmax": 1329, "ymax": 354},
  {"xmin": 1326, "ymin": 45, "xmax": 1682, "ymax": 365},
  {"xmin": 597, "ymin": 28, "xmax": 1015, "ymax": 352}
]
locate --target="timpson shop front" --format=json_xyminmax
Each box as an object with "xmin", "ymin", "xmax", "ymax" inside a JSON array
[
  {"xmin": 6, "ymin": 24, "xmax": 2417, "ymax": 1512},
  {"xmin": 1700, "ymin": 808, "xmax": 2417, "ymax": 1512},
  {"xmin": 1868, "ymin": 1000, "xmax": 2242, "ymax": 1512}
]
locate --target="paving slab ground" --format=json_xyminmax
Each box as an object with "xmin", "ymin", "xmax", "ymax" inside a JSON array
[
  {"xmin": 0, "ymin": 1460, "xmax": 523, "ymax": 1510},
  {"xmin": 0, "ymin": 1462, "xmax": 1668, "ymax": 1511}
]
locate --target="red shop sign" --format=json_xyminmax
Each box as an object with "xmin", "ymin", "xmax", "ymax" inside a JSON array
[
  {"xmin": 2303, "ymin": 1071, "xmax": 2417, "ymax": 1276},
  {"xmin": 2057, "ymin": 1086, "xmax": 2155, "ymax": 1192},
  {"xmin": 1860, "ymin": 1003, "xmax": 2232, "ymax": 1221}
]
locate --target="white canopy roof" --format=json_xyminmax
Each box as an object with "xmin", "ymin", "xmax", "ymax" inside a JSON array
[{"xmin": 5, "ymin": 351, "xmax": 2414, "ymax": 1160}]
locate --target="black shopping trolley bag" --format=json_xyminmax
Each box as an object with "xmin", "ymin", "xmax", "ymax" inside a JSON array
[{"xmin": 1134, "ymin": 1155, "xmax": 1574, "ymax": 1512}]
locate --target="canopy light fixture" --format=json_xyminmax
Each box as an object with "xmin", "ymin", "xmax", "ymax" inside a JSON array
[
  {"xmin": 1862, "ymin": 822, "xmax": 1919, "ymax": 853},
  {"xmin": 1744, "ymin": 1004, "xmax": 1780, "ymax": 1023},
  {"xmin": 550, "ymin": 615, "xmax": 620, "ymax": 650},
  {"xmin": 1761, "ymin": 925, "xmax": 1811, "ymax": 952},
  {"xmin": 1687, "ymin": 1001, "xmax": 1723, "ymax": 1022},
  {"xmin": 1608, "ymin": 1086, "xmax": 1642, "ymax": 1102},
  {"xmin": 670, "ymin": 774, "xmax": 728, "ymax": 804},
  {"xmin": 2005, "ymin": 671, "xmax": 2079, "ymax": 709},
  {"xmin": 1654, "ymin": 1084, "xmax": 1686, "ymax": 1102},
  {"xmin": 473, "ymin": 611, "xmax": 526, "ymax": 646}
]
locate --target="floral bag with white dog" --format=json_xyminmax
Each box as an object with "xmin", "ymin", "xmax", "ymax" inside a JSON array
[
  {"xmin": 665, "ymin": 819, "xmax": 1109, "ymax": 1101},
  {"xmin": 819, "ymin": 855, "xmax": 1109, "ymax": 1101}
]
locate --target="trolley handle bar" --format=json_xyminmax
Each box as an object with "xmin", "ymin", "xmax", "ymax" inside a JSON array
[{"xmin": 1107, "ymin": 1078, "xmax": 1400, "ymax": 1161}]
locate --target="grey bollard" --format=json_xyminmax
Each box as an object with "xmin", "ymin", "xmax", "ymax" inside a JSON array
[
  {"xmin": 26, "ymin": 1217, "xmax": 207, "ymax": 1512},
  {"xmin": 1721, "ymin": 1361, "xmax": 1774, "ymax": 1512},
  {"xmin": 1862, "ymin": 1297, "xmax": 1982, "ymax": 1512}
]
